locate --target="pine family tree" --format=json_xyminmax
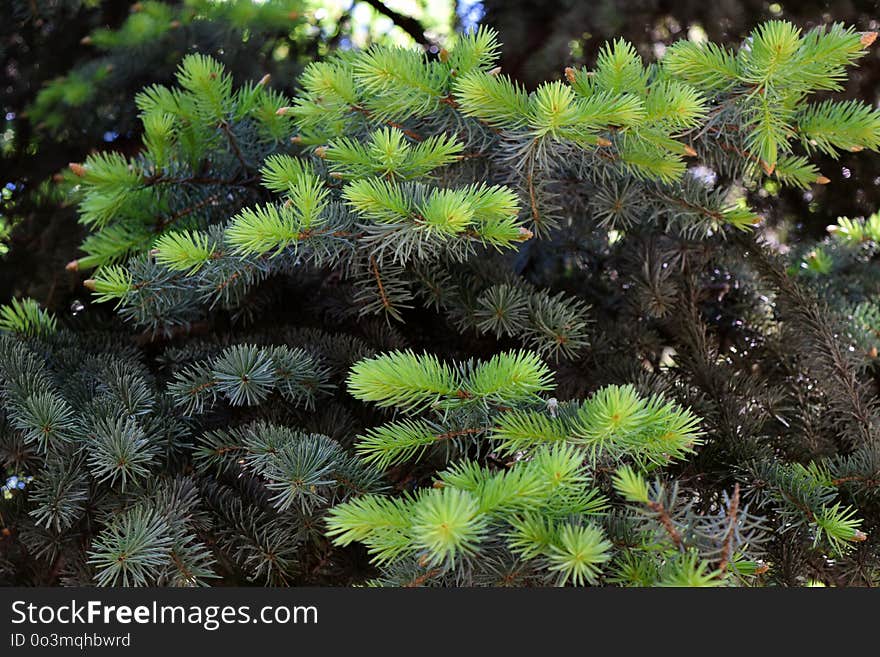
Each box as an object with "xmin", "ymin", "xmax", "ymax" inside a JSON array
[
  {"xmin": 2, "ymin": 0, "xmax": 405, "ymax": 304},
  {"xmin": 3, "ymin": 20, "xmax": 880, "ymax": 586}
]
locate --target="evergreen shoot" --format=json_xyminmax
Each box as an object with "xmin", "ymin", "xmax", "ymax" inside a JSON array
[{"xmin": 4, "ymin": 15, "xmax": 880, "ymax": 590}]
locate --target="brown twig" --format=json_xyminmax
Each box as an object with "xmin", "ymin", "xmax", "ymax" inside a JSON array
[
  {"xmin": 718, "ymin": 484, "xmax": 741, "ymax": 573},
  {"xmin": 369, "ymin": 254, "xmax": 391, "ymax": 311},
  {"xmin": 219, "ymin": 120, "xmax": 251, "ymax": 173},
  {"xmin": 526, "ymin": 171, "xmax": 541, "ymax": 224},
  {"xmin": 156, "ymin": 191, "xmax": 224, "ymax": 231},
  {"xmin": 403, "ymin": 567, "xmax": 443, "ymax": 587},
  {"xmin": 432, "ymin": 427, "xmax": 483, "ymax": 441},
  {"xmin": 832, "ymin": 475, "xmax": 880, "ymax": 488},
  {"xmin": 653, "ymin": 190, "xmax": 724, "ymax": 222},
  {"xmin": 169, "ymin": 549, "xmax": 195, "ymax": 584},
  {"xmin": 143, "ymin": 173, "xmax": 256, "ymax": 187},
  {"xmin": 350, "ymin": 105, "xmax": 425, "ymax": 141},
  {"xmin": 647, "ymin": 500, "xmax": 682, "ymax": 549}
]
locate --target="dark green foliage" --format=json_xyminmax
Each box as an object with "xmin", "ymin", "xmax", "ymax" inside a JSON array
[{"xmin": 0, "ymin": 323, "xmax": 386, "ymax": 586}]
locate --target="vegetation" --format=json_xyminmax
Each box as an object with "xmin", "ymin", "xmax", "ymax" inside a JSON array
[{"xmin": 3, "ymin": 7, "xmax": 880, "ymax": 587}]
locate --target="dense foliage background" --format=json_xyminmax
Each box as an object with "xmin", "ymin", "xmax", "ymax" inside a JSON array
[{"xmin": 3, "ymin": 0, "xmax": 880, "ymax": 587}]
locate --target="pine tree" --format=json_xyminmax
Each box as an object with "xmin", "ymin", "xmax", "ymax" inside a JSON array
[
  {"xmin": 326, "ymin": 349, "xmax": 862, "ymax": 586},
  {"xmin": 0, "ymin": 306, "xmax": 391, "ymax": 585},
  {"xmin": 78, "ymin": 23, "xmax": 880, "ymax": 346},
  {"xmin": 1, "ymin": 0, "xmax": 417, "ymax": 305},
  {"xmin": 5, "ymin": 20, "xmax": 880, "ymax": 587}
]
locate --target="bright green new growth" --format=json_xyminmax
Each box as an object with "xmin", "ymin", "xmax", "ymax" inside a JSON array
[
  {"xmin": 494, "ymin": 384, "xmax": 703, "ymax": 467},
  {"xmin": 347, "ymin": 350, "xmax": 457, "ymax": 413},
  {"xmin": 347, "ymin": 349, "xmax": 552, "ymax": 415},
  {"xmin": 348, "ymin": 352, "xmax": 699, "ymax": 471},
  {"xmin": 324, "ymin": 128, "xmax": 464, "ymax": 180},
  {"xmin": 327, "ymin": 442, "xmax": 612, "ymax": 584},
  {"xmin": 342, "ymin": 178, "xmax": 524, "ymax": 246},
  {"xmin": 665, "ymin": 21, "xmax": 878, "ymax": 176},
  {"xmin": 296, "ymin": 26, "xmax": 710, "ymax": 183},
  {"xmin": 831, "ymin": 211, "xmax": 880, "ymax": 245},
  {"xmin": 154, "ymin": 230, "xmax": 218, "ymax": 273},
  {"xmin": 0, "ymin": 298, "xmax": 57, "ymax": 338},
  {"xmin": 331, "ymin": 349, "xmax": 768, "ymax": 586},
  {"xmin": 223, "ymin": 153, "xmax": 330, "ymax": 257},
  {"xmin": 72, "ymin": 53, "xmax": 294, "ymax": 270}
]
